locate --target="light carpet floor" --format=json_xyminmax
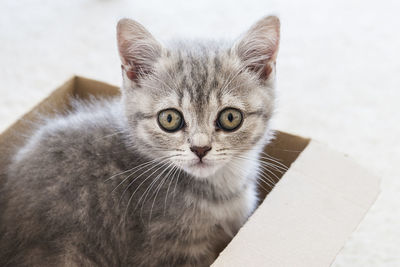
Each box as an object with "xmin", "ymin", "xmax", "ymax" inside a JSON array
[{"xmin": 1, "ymin": 0, "xmax": 399, "ymax": 266}]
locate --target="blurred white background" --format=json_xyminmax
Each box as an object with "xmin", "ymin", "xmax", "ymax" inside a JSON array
[{"xmin": 1, "ymin": 0, "xmax": 399, "ymax": 266}]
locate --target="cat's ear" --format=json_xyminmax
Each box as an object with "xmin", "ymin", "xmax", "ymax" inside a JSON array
[
  {"xmin": 117, "ymin": 18, "xmax": 162, "ymax": 82},
  {"xmin": 233, "ymin": 16, "xmax": 280, "ymax": 80}
]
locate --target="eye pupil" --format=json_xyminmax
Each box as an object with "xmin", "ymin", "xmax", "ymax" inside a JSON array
[
  {"xmin": 228, "ymin": 113, "xmax": 233, "ymax": 122},
  {"xmin": 167, "ymin": 114, "xmax": 172, "ymax": 123}
]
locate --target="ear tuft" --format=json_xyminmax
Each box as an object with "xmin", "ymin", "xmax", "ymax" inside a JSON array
[
  {"xmin": 234, "ymin": 16, "xmax": 280, "ymax": 80},
  {"xmin": 117, "ymin": 18, "xmax": 162, "ymax": 82}
]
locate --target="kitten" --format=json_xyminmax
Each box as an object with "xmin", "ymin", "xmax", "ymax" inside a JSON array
[{"xmin": 0, "ymin": 16, "xmax": 280, "ymax": 267}]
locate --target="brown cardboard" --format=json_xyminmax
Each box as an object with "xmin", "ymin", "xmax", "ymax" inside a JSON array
[{"xmin": 0, "ymin": 76, "xmax": 380, "ymax": 266}]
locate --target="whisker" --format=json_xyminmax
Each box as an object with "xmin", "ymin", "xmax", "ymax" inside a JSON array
[
  {"xmin": 220, "ymin": 147, "xmax": 289, "ymax": 171},
  {"xmin": 258, "ymin": 156, "xmax": 288, "ymax": 170},
  {"xmin": 233, "ymin": 154, "xmax": 286, "ymax": 178},
  {"xmin": 122, "ymin": 159, "xmax": 173, "ymax": 220},
  {"xmin": 136, "ymin": 161, "xmax": 174, "ymax": 212},
  {"xmin": 148, "ymin": 164, "xmax": 175, "ymax": 224},
  {"xmin": 258, "ymin": 160, "xmax": 286, "ymax": 173},
  {"xmin": 255, "ymin": 163, "xmax": 281, "ymax": 181},
  {"xmin": 119, "ymin": 157, "xmax": 175, "ymax": 206},
  {"xmin": 105, "ymin": 155, "xmax": 171, "ymax": 183},
  {"xmin": 258, "ymin": 172, "xmax": 276, "ymax": 186},
  {"xmin": 255, "ymin": 180, "xmax": 270, "ymax": 192},
  {"xmin": 229, "ymin": 155, "xmax": 279, "ymax": 187},
  {"xmin": 135, "ymin": 163, "xmax": 170, "ymax": 213},
  {"xmin": 228, "ymin": 160, "xmax": 274, "ymax": 189},
  {"xmin": 109, "ymin": 156, "xmax": 180, "ymax": 194},
  {"xmin": 137, "ymin": 162, "xmax": 175, "ymax": 222},
  {"xmin": 110, "ymin": 161, "xmax": 157, "ymax": 194}
]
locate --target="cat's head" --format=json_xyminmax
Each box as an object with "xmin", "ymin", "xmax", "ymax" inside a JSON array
[{"xmin": 117, "ymin": 16, "xmax": 279, "ymax": 179}]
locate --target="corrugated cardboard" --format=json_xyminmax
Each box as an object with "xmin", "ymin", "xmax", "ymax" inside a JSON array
[{"xmin": 0, "ymin": 76, "xmax": 380, "ymax": 266}]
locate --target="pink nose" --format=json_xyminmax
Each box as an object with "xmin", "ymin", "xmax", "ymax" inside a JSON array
[{"xmin": 190, "ymin": 146, "xmax": 211, "ymax": 160}]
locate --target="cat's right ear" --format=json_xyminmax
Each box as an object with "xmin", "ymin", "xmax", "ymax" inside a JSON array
[
  {"xmin": 233, "ymin": 16, "xmax": 280, "ymax": 81},
  {"xmin": 117, "ymin": 19, "xmax": 162, "ymax": 83}
]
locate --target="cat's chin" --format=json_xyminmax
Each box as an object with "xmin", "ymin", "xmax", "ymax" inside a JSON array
[{"xmin": 183, "ymin": 161, "xmax": 220, "ymax": 179}]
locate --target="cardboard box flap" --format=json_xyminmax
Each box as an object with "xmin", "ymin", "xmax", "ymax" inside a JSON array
[{"xmin": 211, "ymin": 141, "xmax": 380, "ymax": 267}]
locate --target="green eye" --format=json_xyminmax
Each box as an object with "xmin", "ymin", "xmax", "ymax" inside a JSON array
[
  {"xmin": 217, "ymin": 108, "xmax": 243, "ymax": 131},
  {"xmin": 158, "ymin": 109, "xmax": 184, "ymax": 132}
]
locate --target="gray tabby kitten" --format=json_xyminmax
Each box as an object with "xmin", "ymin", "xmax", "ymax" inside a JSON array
[{"xmin": 0, "ymin": 16, "xmax": 280, "ymax": 266}]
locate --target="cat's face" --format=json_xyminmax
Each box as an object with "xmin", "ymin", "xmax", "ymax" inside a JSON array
[{"xmin": 117, "ymin": 17, "xmax": 280, "ymax": 179}]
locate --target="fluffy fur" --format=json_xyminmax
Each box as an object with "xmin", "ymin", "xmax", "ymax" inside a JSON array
[{"xmin": 0, "ymin": 16, "xmax": 280, "ymax": 266}]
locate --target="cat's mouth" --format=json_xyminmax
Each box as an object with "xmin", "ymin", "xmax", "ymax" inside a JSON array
[
  {"xmin": 191, "ymin": 161, "xmax": 209, "ymax": 168},
  {"xmin": 183, "ymin": 159, "xmax": 220, "ymax": 178}
]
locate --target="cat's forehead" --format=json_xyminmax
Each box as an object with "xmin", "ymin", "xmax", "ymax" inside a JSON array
[
  {"xmin": 167, "ymin": 53, "xmax": 245, "ymax": 107},
  {"xmin": 155, "ymin": 44, "xmax": 245, "ymax": 99},
  {"xmin": 168, "ymin": 45, "xmax": 233, "ymax": 79}
]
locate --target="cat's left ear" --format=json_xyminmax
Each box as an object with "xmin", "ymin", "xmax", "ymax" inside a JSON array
[
  {"xmin": 233, "ymin": 16, "xmax": 280, "ymax": 80},
  {"xmin": 117, "ymin": 18, "xmax": 162, "ymax": 83}
]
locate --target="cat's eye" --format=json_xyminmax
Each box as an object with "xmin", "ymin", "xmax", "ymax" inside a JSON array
[
  {"xmin": 216, "ymin": 108, "xmax": 243, "ymax": 131},
  {"xmin": 158, "ymin": 109, "xmax": 184, "ymax": 132}
]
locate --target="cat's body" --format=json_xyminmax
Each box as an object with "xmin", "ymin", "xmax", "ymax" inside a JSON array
[{"xmin": 0, "ymin": 16, "xmax": 280, "ymax": 266}]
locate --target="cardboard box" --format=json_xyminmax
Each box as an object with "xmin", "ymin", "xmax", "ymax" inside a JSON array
[{"xmin": 0, "ymin": 76, "xmax": 380, "ymax": 266}]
